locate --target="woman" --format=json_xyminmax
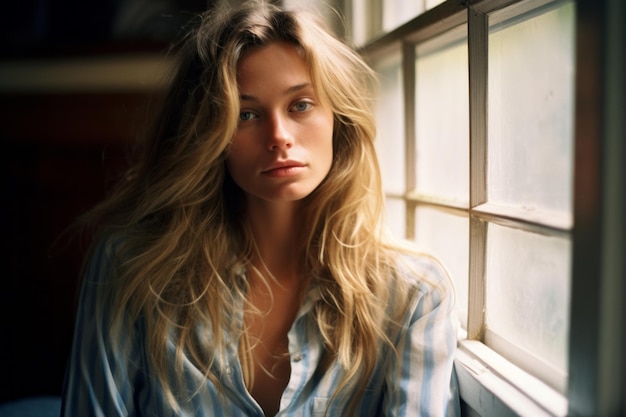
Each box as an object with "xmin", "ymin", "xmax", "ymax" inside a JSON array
[{"xmin": 61, "ymin": 1, "xmax": 459, "ymax": 416}]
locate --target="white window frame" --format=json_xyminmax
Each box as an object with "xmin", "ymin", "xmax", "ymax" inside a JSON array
[{"xmin": 348, "ymin": 0, "xmax": 626, "ymax": 415}]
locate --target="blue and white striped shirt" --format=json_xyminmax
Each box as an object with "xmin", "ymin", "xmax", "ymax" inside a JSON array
[{"xmin": 61, "ymin": 239, "xmax": 459, "ymax": 417}]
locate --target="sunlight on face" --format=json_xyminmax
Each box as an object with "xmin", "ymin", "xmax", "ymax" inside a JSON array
[{"xmin": 226, "ymin": 42, "xmax": 334, "ymax": 206}]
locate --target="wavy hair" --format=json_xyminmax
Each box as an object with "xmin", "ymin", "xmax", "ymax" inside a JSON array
[{"xmin": 84, "ymin": 1, "xmax": 417, "ymax": 414}]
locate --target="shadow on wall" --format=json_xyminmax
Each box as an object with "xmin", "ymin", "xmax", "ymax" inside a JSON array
[
  {"xmin": 0, "ymin": 0, "xmax": 211, "ymax": 405},
  {"xmin": 1, "ymin": 0, "xmax": 213, "ymax": 57},
  {"xmin": 0, "ymin": 91, "xmax": 155, "ymax": 404}
]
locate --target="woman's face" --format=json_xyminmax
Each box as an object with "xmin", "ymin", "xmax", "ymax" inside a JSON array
[{"xmin": 226, "ymin": 42, "xmax": 334, "ymax": 206}]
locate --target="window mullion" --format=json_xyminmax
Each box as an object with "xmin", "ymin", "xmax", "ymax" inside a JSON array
[
  {"xmin": 467, "ymin": 7, "xmax": 488, "ymax": 340},
  {"xmin": 403, "ymin": 40, "xmax": 417, "ymax": 240}
]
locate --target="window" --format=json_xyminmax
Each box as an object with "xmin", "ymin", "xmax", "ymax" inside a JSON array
[
  {"xmin": 366, "ymin": 1, "xmax": 573, "ymax": 412},
  {"xmin": 367, "ymin": 0, "xmax": 573, "ymax": 413},
  {"xmin": 481, "ymin": 1, "xmax": 574, "ymax": 394},
  {"xmin": 289, "ymin": 0, "xmax": 624, "ymax": 415}
]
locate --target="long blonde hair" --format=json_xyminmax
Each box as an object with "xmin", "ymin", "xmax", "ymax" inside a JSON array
[{"xmin": 85, "ymin": 1, "xmax": 415, "ymax": 413}]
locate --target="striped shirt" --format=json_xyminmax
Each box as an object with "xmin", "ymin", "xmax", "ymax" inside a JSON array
[{"xmin": 61, "ymin": 239, "xmax": 460, "ymax": 417}]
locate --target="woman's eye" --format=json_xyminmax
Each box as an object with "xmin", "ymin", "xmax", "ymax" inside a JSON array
[
  {"xmin": 239, "ymin": 111, "xmax": 257, "ymax": 121},
  {"xmin": 291, "ymin": 101, "xmax": 312, "ymax": 112}
]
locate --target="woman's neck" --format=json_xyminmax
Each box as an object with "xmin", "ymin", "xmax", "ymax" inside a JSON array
[{"xmin": 246, "ymin": 200, "xmax": 304, "ymax": 282}]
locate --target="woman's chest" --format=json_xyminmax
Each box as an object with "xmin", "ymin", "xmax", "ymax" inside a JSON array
[{"xmin": 244, "ymin": 279, "xmax": 303, "ymax": 415}]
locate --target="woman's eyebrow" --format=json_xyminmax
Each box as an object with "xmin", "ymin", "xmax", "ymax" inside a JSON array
[
  {"xmin": 284, "ymin": 82, "xmax": 311, "ymax": 95},
  {"xmin": 239, "ymin": 82, "xmax": 312, "ymax": 102}
]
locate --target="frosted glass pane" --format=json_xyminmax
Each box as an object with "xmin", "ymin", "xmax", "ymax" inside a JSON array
[
  {"xmin": 415, "ymin": 32, "xmax": 469, "ymax": 205},
  {"xmin": 414, "ymin": 206, "xmax": 469, "ymax": 327},
  {"xmin": 373, "ymin": 52, "xmax": 406, "ymax": 194},
  {"xmin": 383, "ymin": 0, "xmax": 423, "ymax": 32},
  {"xmin": 382, "ymin": 0, "xmax": 444, "ymax": 32},
  {"xmin": 384, "ymin": 197, "xmax": 406, "ymax": 239},
  {"xmin": 425, "ymin": 0, "xmax": 446, "ymax": 9},
  {"xmin": 485, "ymin": 224, "xmax": 571, "ymax": 375},
  {"xmin": 488, "ymin": 2, "xmax": 575, "ymax": 215}
]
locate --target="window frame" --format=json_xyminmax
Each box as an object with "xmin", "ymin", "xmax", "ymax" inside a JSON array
[{"xmin": 352, "ymin": 0, "xmax": 626, "ymax": 415}]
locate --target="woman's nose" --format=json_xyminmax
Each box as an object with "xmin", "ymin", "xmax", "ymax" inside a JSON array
[{"xmin": 266, "ymin": 114, "xmax": 293, "ymax": 151}]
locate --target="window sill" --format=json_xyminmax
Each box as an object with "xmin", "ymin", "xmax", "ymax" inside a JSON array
[{"xmin": 455, "ymin": 340, "xmax": 568, "ymax": 417}]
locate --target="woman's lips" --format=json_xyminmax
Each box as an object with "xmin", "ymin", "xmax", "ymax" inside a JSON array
[{"xmin": 261, "ymin": 164, "xmax": 306, "ymax": 178}]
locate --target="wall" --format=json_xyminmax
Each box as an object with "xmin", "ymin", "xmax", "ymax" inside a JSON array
[{"xmin": 0, "ymin": 90, "xmax": 158, "ymax": 402}]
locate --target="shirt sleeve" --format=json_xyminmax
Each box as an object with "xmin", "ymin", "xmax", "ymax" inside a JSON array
[
  {"xmin": 61, "ymin": 238, "xmax": 142, "ymax": 417},
  {"xmin": 383, "ymin": 258, "xmax": 460, "ymax": 417}
]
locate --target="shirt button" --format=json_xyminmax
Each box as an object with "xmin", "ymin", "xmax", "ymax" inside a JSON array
[
  {"xmin": 292, "ymin": 354, "xmax": 303, "ymax": 362},
  {"xmin": 225, "ymin": 366, "xmax": 233, "ymax": 375}
]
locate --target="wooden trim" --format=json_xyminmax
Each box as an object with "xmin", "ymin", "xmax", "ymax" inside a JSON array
[
  {"xmin": 466, "ymin": 5, "xmax": 488, "ymax": 343},
  {"xmin": 0, "ymin": 55, "xmax": 175, "ymax": 93},
  {"xmin": 467, "ymin": 216, "xmax": 487, "ymax": 340},
  {"xmin": 472, "ymin": 203, "xmax": 572, "ymax": 235},
  {"xmin": 468, "ymin": 7, "xmax": 488, "ymax": 209},
  {"xmin": 403, "ymin": 41, "xmax": 417, "ymax": 240}
]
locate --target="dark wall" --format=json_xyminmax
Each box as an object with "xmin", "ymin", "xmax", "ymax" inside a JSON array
[
  {"xmin": 0, "ymin": 91, "xmax": 159, "ymax": 403},
  {"xmin": 1, "ymin": 0, "xmax": 211, "ymax": 58},
  {"xmin": 0, "ymin": 0, "xmax": 210, "ymax": 403}
]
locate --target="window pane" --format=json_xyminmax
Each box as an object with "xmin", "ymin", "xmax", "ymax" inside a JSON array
[
  {"xmin": 488, "ymin": 2, "xmax": 575, "ymax": 216},
  {"xmin": 373, "ymin": 51, "xmax": 406, "ymax": 194},
  {"xmin": 383, "ymin": 0, "xmax": 423, "ymax": 32},
  {"xmin": 414, "ymin": 206, "xmax": 469, "ymax": 327},
  {"xmin": 415, "ymin": 29, "xmax": 469, "ymax": 205},
  {"xmin": 382, "ymin": 0, "xmax": 446, "ymax": 30},
  {"xmin": 384, "ymin": 197, "xmax": 406, "ymax": 239},
  {"xmin": 485, "ymin": 223, "xmax": 571, "ymax": 386},
  {"xmin": 425, "ymin": 0, "xmax": 445, "ymax": 9}
]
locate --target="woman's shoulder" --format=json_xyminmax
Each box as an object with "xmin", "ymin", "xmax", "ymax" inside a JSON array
[
  {"xmin": 385, "ymin": 243, "xmax": 457, "ymax": 328},
  {"xmin": 387, "ymin": 241, "xmax": 453, "ymax": 299},
  {"xmin": 82, "ymin": 230, "xmax": 130, "ymax": 285}
]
